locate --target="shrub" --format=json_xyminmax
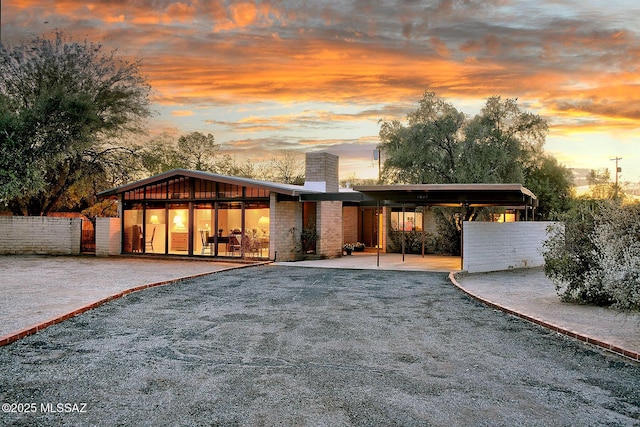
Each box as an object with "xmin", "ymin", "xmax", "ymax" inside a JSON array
[
  {"xmin": 542, "ymin": 200, "xmax": 640, "ymax": 310},
  {"xmin": 388, "ymin": 230, "xmax": 438, "ymax": 254},
  {"xmin": 588, "ymin": 201, "xmax": 640, "ymax": 310}
]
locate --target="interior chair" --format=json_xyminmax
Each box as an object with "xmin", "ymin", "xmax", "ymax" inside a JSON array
[
  {"xmin": 145, "ymin": 226, "xmax": 156, "ymax": 252},
  {"xmin": 227, "ymin": 234, "xmax": 242, "ymax": 256},
  {"xmin": 199, "ymin": 229, "xmax": 213, "ymax": 255}
]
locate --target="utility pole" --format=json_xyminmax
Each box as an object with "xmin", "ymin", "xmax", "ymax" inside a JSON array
[{"xmin": 610, "ymin": 157, "xmax": 622, "ymax": 199}]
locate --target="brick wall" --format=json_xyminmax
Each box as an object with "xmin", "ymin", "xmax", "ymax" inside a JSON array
[
  {"xmin": 342, "ymin": 206, "xmax": 358, "ymax": 245},
  {"xmin": 0, "ymin": 216, "xmax": 82, "ymax": 255},
  {"xmin": 270, "ymin": 194, "xmax": 302, "ymax": 261},
  {"xmin": 95, "ymin": 217, "xmax": 121, "ymax": 256},
  {"xmin": 462, "ymin": 221, "xmax": 556, "ymax": 273},
  {"xmin": 316, "ymin": 201, "xmax": 343, "ymax": 258}
]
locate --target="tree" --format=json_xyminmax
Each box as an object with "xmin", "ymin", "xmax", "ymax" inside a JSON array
[
  {"xmin": 524, "ymin": 154, "xmax": 574, "ymax": 220},
  {"xmin": 138, "ymin": 133, "xmax": 184, "ymax": 176},
  {"xmin": 176, "ymin": 132, "xmax": 218, "ymax": 171},
  {"xmin": 379, "ymin": 92, "xmax": 548, "ymax": 185},
  {"xmin": 0, "ymin": 107, "xmax": 45, "ymax": 204},
  {"xmin": 137, "ymin": 132, "xmax": 251, "ymax": 177},
  {"xmin": 0, "ymin": 32, "xmax": 151, "ymax": 215},
  {"xmin": 379, "ymin": 92, "xmax": 465, "ymax": 184},
  {"xmin": 263, "ymin": 150, "xmax": 305, "ymax": 185},
  {"xmin": 378, "ymin": 91, "xmax": 556, "ymax": 253},
  {"xmin": 586, "ymin": 168, "xmax": 619, "ymax": 200}
]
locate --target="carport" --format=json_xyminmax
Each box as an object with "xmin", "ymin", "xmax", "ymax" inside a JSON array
[{"xmin": 304, "ymin": 183, "xmax": 538, "ymax": 268}]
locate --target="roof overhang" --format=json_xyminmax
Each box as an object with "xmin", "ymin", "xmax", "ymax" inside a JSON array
[
  {"xmin": 352, "ymin": 183, "xmax": 538, "ymax": 208},
  {"xmin": 299, "ymin": 191, "xmax": 365, "ymax": 202}
]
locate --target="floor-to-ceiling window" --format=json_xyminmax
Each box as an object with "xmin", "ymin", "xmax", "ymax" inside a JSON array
[
  {"xmin": 144, "ymin": 205, "xmax": 166, "ymax": 254},
  {"xmin": 168, "ymin": 204, "xmax": 189, "ymax": 254},
  {"xmin": 123, "ymin": 204, "xmax": 143, "ymax": 253},
  {"xmin": 120, "ymin": 175, "xmax": 270, "ymax": 258},
  {"xmin": 218, "ymin": 202, "xmax": 243, "ymax": 256},
  {"xmin": 194, "ymin": 203, "xmax": 213, "ymax": 255},
  {"xmin": 244, "ymin": 201, "xmax": 270, "ymax": 258}
]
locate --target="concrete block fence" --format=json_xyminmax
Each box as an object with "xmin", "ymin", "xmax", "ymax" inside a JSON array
[
  {"xmin": 462, "ymin": 221, "xmax": 556, "ymax": 273},
  {"xmin": 95, "ymin": 217, "xmax": 121, "ymax": 256},
  {"xmin": 0, "ymin": 216, "xmax": 82, "ymax": 255}
]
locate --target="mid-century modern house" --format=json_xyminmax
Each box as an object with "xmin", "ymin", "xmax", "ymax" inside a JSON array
[{"xmin": 98, "ymin": 152, "xmax": 538, "ymax": 262}]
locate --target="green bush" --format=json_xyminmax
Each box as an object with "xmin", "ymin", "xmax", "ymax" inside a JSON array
[
  {"xmin": 542, "ymin": 200, "xmax": 640, "ymax": 310},
  {"xmin": 388, "ymin": 231, "xmax": 438, "ymax": 254}
]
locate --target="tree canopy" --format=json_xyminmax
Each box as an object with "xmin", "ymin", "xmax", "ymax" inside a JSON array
[
  {"xmin": 379, "ymin": 91, "xmax": 549, "ymax": 185},
  {"xmin": 379, "ymin": 91, "xmax": 572, "ymax": 220},
  {"xmin": 378, "ymin": 91, "xmax": 573, "ymax": 254},
  {"xmin": 0, "ymin": 32, "xmax": 152, "ymax": 215}
]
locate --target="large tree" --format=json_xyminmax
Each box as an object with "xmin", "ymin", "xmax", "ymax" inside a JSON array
[
  {"xmin": 379, "ymin": 91, "xmax": 548, "ymax": 185},
  {"xmin": 0, "ymin": 32, "xmax": 151, "ymax": 215},
  {"xmin": 378, "ymin": 91, "xmax": 571, "ymax": 253},
  {"xmin": 138, "ymin": 132, "xmax": 250, "ymax": 177}
]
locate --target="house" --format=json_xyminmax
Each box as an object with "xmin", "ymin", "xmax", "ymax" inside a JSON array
[{"xmin": 98, "ymin": 152, "xmax": 538, "ymax": 261}]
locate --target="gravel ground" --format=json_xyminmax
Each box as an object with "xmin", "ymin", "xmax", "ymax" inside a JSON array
[{"xmin": 1, "ymin": 265, "xmax": 639, "ymax": 426}]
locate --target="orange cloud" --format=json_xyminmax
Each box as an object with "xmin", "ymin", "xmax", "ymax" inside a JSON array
[
  {"xmin": 5, "ymin": 1, "xmax": 640, "ymax": 180},
  {"xmin": 171, "ymin": 110, "xmax": 195, "ymax": 117}
]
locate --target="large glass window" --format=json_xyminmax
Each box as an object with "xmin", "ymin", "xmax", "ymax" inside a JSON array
[
  {"xmin": 390, "ymin": 208, "xmax": 423, "ymax": 231},
  {"xmin": 217, "ymin": 202, "xmax": 242, "ymax": 256},
  {"xmin": 244, "ymin": 202, "xmax": 270, "ymax": 258},
  {"xmin": 123, "ymin": 204, "xmax": 143, "ymax": 253},
  {"xmin": 168, "ymin": 204, "xmax": 189, "ymax": 254},
  {"xmin": 120, "ymin": 176, "xmax": 271, "ymax": 258},
  {"xmin": 145, "ymin": 206, "xmax": 166, "ymax": 254},
  {"xmin": 194, "ymin": 203, "xmax": 213, "ymax": 255}
]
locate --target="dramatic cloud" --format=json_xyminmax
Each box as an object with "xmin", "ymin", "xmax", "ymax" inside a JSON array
[{"xmin": 3, "ymin": 0, "xmax": 640, "ymax": 180}]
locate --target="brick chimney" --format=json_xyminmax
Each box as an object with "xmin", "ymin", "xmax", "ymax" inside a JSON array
[{"xmin": 304, "ymin": 152, "xmax": 339, "ymax": 193}]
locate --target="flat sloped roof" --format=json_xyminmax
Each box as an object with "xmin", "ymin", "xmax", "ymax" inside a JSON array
[
  {"xmin": 98, "ymin": 170, "xmax": 537, "ymax": 208},
  {"xmin": 351, "ymin": 183, "xmax": 538, "ymax": 207},
  {"xmin": 98, "ymin": 169, "xmax": 313, "ymax": 198}
]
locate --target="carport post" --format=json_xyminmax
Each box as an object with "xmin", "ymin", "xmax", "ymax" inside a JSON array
[
  {"xmin": 402, "ymin": 203, "xmax": 405, "ymax": 262},
  {"xmin": 376, "ymin": 200, "xmax": 380, "ymax": 268}
]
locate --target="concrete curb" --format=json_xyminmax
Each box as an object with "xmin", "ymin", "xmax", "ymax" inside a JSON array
[
  {"xmin": 0, "ymin": 261, "xmax": 269, "ymax": 348},
  {"xmin": 449, "ymin": 272, "xmax": 640, "ymax": 363}
]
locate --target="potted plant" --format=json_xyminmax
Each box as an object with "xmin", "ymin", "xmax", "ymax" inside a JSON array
[
  {"xmin": 354, "ymin": 242, "xmax": 365, "ymax": 252},
  {"xmin": 343, "ymin": 243, "xmax": 354, "ymax": 255}
]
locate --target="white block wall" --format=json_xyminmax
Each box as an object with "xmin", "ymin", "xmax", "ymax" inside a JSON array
[
  {"xmin": 462, "ymin": 221, "xmax": 556, "ymax": 273},
  {"xmin": 0, "ymin": 216, "xmax": 82, "ymax": 255},
  {"xmin": 96, "ymin": 217, "xmax": 121, "ymax": 256}
]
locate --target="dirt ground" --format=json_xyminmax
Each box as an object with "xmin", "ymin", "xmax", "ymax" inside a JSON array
[{"xmin": 1, "ymin": 265, "xmax": 639, "ymax": 426}]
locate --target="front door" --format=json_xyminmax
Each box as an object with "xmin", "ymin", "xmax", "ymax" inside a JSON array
[{"xmin": 361, "ymin": 208, "xmax": 378, "ymax": 248}]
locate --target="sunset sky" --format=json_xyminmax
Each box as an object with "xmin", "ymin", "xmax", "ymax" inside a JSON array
[{"xmin": 2, "ymin": 0, "xmax": 640, "ymax": 182}]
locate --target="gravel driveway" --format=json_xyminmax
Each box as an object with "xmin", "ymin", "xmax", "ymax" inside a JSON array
[{"xmin": 1, "ymin": 265, "xmax": 639, "ymax": 426}]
